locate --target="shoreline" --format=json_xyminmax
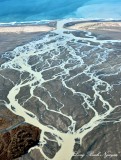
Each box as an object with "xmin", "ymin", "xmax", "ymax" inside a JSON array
[
  {"xmin": 0, "ymin": 22, "xmax": 55, "ymax": 55},
  {"xmin": 65, "ymin": 20, "xmax": 121, "ymax": 40},
  {"xmin": 0, "ymin": 19, "xmax": 121, "ymax": 33},
  {"xmin": 0, "ymin": 25, "xmax": 55, "ymax": 33},
  {"xmin": 0, "ymin": 19, "xmax": 121, "ymax": 55}
]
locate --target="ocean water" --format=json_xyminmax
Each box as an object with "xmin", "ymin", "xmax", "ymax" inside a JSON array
[{"xmin": 0, "ymin": 0, "xmax": 121, "ymax": 23}]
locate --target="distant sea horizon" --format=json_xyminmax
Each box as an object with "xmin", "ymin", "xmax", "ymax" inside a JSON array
[{"xmin": 0, "ymin": 0, "xmax": 121, "ymax": 24}]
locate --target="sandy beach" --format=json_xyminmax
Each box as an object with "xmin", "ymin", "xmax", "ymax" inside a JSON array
[
  {"xmin": 66, "ymin": 21, "xmax": 121, "ymax": 40},
  {"xmin": 0, "ymin": 25, "xmax": 55, "ymax": 33},
  {"xmin": 1, "ymin": 21, "xmax": 121, "ymax": 55},
  {"xmin": 0, "ymin": 24, "xmax": 56, "ymax": 55}
]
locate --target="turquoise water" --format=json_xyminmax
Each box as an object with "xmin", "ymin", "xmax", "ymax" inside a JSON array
[{"xmin": 0, "ymin": 0, "xmax": 120, "ymax": 22}]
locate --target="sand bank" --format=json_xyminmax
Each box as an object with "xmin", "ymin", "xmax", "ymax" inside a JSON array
[
  {"xmin": 0, "ymin": 25, "xmax": 55, "ymax": 33},
  {"xmin": 0, "ymin": 24, "xmax": 56, "ymax": 54},
  {"xmin": 66, "ymin": 21, "xmax": 121, "ymax": 40}
]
